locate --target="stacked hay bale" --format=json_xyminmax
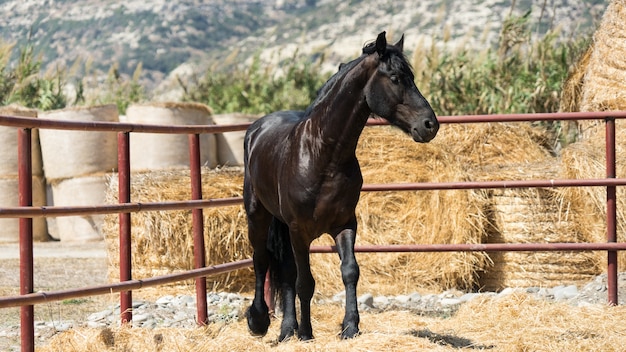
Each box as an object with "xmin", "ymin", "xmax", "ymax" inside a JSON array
[
  {"xmin": 442, "ymin": 123, "xmax": 601, "ymax": 290},
  {"xmin": 211, "ymin": 113, "xmax": 260, "ymax": 166},
  {"xmin": 39, "ymin": 105, "xmax": 119, "ymax": 242},
  {"xmin": 124, "ymin": 102, "xmax": 218, "ymax": 171},
  {"xmin": 0, "ymin": 105, "xmax": 48, "ymax": 242},
  {"xmin": 103, "ymin": 168, "xmax": 252, "ymax": 291},
  {"xmin": 558, "ymin": 0, "xmax": 626, "ymax": 272}
]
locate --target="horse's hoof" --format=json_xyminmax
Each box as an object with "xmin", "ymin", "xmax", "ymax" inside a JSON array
[
  {"xmin": 246, "ymin": 306, "xmax": 270, "ymax": 336},
  {"xmin": 297, "ymin": 333, "xmax": 314, "ymax": 341},
  {"xmin": 340, "ymin": 326, "xmax": 360, "ymax": 339}
]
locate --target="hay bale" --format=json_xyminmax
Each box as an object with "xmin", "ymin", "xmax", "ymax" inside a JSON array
[
  {"xmin": 124, "ymin": 102, "xmax": 217, "ymax": 171},
  {"xmin": 479, "ymin": 187, "xmax": 601, "ymax": 290},
  {"xmin": 0, "ymin": 105, "xmax": 43, "ymax": 177},
  {"xmin": 558, "ymin": 134, "xmax": 626, "ymax": 272},
  {"xmin": 212, "ymin": 113, "xmax": 260, "ymax": 166},
  {"xmin": 48, "ymin": 174, "xmax": 112, "ymax": 242},
  {"xmin": 580, "ymin": 0, "xmax": 626, "ymax": 113},
  {"xmin": 0, "ymin": 175, "xmax": 48, "ymax": 242},
  {"xmin": 39, "ymin": 105, "xmax": 119, "ymax": 179},
  {"xmin": 103, "ymin": 168, "xmax": 252, "ymax": 291}
]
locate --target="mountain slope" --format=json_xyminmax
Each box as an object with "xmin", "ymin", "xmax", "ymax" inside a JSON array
[{"xmin": 0, "ymin": 0, "xmax": 607, "ymax": 90}]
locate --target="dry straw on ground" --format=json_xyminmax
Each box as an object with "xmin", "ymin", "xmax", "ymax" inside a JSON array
[{"xmin": 41, "ymin": 293, "xmax": 626, "ymax": 352}]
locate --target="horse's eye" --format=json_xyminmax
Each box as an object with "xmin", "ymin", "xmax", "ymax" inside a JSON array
[{"xmin": 390, "ymin": 75, "xmax": 399, "ymax": 84}]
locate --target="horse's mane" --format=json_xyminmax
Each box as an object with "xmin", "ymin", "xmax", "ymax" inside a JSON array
[
  {"xmin": 303, "ymin": 43, "xmax": 414, "ymax": 117},
  {"xmin": 303, "ymin": 56, "xmax": 363, "ymax": 117}
]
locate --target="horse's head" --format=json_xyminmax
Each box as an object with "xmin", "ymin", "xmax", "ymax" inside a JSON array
[{"xmin": 362, "ymin": 32, "xmax": 439, "ymax": 143}]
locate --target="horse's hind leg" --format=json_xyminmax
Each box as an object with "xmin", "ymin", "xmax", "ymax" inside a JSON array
[
  {"xmin": 244, "ymin": 192, "xmax": 272, "ymax": 336},
  {"xmin": 271, "ymin": 219, "xmax": 298, "ymax": 341},
  {"xmin": 290, "ymin": 231, "xmax": 316, "ymax": 341},
  {"xmin": 332, "ymin": 218, "xmax": 360, "ymax": 339}
]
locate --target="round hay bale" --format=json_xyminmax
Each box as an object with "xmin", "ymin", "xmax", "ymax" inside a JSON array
[
  {"xmin": 479, "ymin": 187, "xmax": 601, "ymax": 290},
  {"xmin": 49, "ymin": 174, "xmax": 111, "ymax": 242},
  {"xmin": 39, "ymin": 105, "xmax": 119, "ymax": 179},
  {"xmin": 0, "ymin": 175, "xmax": 48, "ymax": 242},
  {"xmin": 211, "ymin": 113, "xmax": 260, "ymax": 166},
  {"xmin": 0, "ymin": 105, "xmax": 43, "ymax": 176},
  {"xmin": 124, "ymin": 102, "xmax": 217, "ymax": 171},
  {"xmin": 102, "ymin": 168, "xmax": 252, "ymax": 291}
]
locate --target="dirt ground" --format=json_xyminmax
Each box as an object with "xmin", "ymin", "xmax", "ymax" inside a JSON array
[{"xmin": 0, "ymin": 241, "xmax": 113, "ymax": 351}]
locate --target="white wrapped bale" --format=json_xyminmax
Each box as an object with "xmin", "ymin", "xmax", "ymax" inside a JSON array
[
  {"xmin": 39, "ymin": 105, "xmax": 119, "ymax": 179},
  {"xmin": 212, "ymin": 113, "xmax": 260, "ymax": 166},
  {"xmin": 124, "ymin": 102, "xmax": 217, "ymax": 171}
]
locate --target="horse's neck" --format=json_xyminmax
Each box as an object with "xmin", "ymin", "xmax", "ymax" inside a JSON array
[{"xmin": 305, "ymin": 89, "xmax": 370, "ymax": 165}]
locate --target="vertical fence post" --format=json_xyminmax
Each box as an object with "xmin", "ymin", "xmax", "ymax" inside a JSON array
[
  {"xmin": 189, "ymin": 133, "xmax": 208, "ymax": 324},
  {"xmin": 605, "ymin": 117, "xmax": 618, "ymax": 305},
  {"xmin": 18, "ymin": 128, "xmax": 34, "ymax": 352},
  {"xmin": 118, "ymin": 132, "xmax": 133, "ymax": 323}
]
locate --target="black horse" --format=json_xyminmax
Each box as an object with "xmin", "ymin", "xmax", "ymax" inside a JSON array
[{"xmin": 243, "ymin": 31, "xmax": 439, "ymax": 341}]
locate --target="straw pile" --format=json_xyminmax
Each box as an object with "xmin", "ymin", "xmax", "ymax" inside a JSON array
[
  {"xmin": 103, "ymin": 167, "xmax": 252, "ymax": 292},
  {"xmin": 41, "ymin": 293, "xmax": 626, "ymax": 352}
]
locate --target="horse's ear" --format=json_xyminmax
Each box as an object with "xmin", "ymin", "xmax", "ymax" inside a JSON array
[
  {"xmin": 375, "ymin": 31, "xmax": 387, "ymax": 56},
  {"xmin": 394, "ymin": 34, "xmax": 405, "ymax": 52}
]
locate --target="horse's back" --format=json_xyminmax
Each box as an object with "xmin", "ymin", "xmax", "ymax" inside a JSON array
[{"xmin": 244, "ymin": 110, "xmax": 303, "ymax": 163}]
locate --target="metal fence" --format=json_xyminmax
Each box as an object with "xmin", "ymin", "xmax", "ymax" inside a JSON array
[{"xmin": 2, "ymin": 110, "xmax": 626, "ymax": 352}]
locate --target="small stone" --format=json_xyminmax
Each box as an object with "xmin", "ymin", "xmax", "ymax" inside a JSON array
[
  {"xmin": 357, "ymin": 293, "xmax": 374, "ymax": 308},
  {"xmin": 440, "ymin": 298, "xmax": 462, "ymax": 306}
]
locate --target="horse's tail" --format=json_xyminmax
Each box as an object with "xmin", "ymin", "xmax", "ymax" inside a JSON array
[{"xmin": 266, "ymin": 216, "xmax": 292, "ymax": 309}]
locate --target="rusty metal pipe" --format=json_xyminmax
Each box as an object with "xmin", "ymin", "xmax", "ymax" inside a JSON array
[
  {"xmin": 188, "ymin": 133, "xmax": 208, "ymax": 325},
  {"xmin": 117, "ymin": 132, "xmax": 132, "ymax": 324},
  {"xmin": 18, "ymin": 128, "xmax": 34, "ymax": 352}
]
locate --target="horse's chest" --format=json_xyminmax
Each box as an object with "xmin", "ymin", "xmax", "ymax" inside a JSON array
[{"xmin": 283, "ymin": 171, "xmax": 362, "ymax": 228}]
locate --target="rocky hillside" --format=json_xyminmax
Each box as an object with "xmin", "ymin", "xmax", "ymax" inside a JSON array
[{"xmin": 0, "ymin": 0, "xmax": 608, "ymax": 91}]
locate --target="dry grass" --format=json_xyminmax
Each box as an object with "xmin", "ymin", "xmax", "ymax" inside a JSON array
[{"xmin": 40, "ymin": 293, "xmax": 626, "ymax": 352}]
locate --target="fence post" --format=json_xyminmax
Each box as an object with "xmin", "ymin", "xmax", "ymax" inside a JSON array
[
  {"xmin": 18, "ymin": 128, "xmax": 34, "ymax": 352},
  {"xmin": 189, "ymin": 133, "xmax": 208, "ymax": 324},
  {"xmin": 118, "ymin": 132, "xmax": 132, "ymax": 323},
  {"xmin": 605, "ymin": 117, "xmax": 618, "ymax": 305}
]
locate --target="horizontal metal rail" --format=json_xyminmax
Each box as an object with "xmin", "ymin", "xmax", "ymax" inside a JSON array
[{"xmin": 1, "ymin": 178, "xmax": 625, "ymax": 218}]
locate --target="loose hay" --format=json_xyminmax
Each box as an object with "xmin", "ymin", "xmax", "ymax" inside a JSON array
[{"xmin": 40, "ymin": 294, "xmax": 626, "ymax": 352}]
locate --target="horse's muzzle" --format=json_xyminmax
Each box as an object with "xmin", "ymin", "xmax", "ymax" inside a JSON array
[{"xmin": 411, "ymin": 113, "xmax": 439, "ymax": 143}]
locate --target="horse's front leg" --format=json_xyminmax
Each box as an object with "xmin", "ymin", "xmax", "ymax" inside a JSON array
[{"xmin": 332, "ymin": 218, "xmax": 360, "ymax": 339}]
